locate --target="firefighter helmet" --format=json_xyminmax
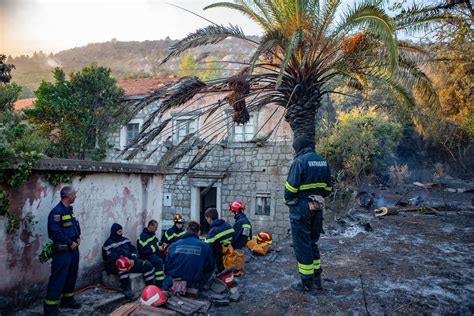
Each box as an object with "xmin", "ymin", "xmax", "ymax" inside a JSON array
[
  {"xmin": 257, "ymin": 231, "xmax": 272, "ymax": 245},
  {"xmin": 230, "ymin": 200, "xmax": 245, "ymax": 214},
  {"xmin": 173, "ymin": 214, "xmax": 185, "ymax": 223},
  {"xmin": 140, "ymin": 285, "xmax": 167, "ymax": 306},
  {"xmin": 115, "ymin": 255, "xmax": 131, "ymax": 271}
]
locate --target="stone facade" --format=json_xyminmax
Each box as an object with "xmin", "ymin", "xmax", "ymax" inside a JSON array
[{"xmin": 106, "ymin": 81, "xmax": 295, "ymax": 241}]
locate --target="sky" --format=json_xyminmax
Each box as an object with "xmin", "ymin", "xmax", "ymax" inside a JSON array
[{"xmin": 0, "ymin": 0, "xmax": 262, "ymax": 56}]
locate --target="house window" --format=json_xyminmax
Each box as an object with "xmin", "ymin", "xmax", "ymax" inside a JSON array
[
  {"xmin": 126, "ymin": 123, "xmax": 140, "ymax": 145},
  {"xmin": 174, "ymin": 118, "xmax": 197, "ymax": 144},
  {"xmin": 232, "ymin": 115, "xmax": 255, "ymax": 142},
  {"xmin": 255, "ymin": 193, "xmax": 271, "ymax": 216}
]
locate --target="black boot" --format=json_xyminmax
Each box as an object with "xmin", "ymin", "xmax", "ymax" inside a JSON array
[
  {"xmin": 120, "ymin": 278, "xmax": 134, "ymax": 299},
  {"xmin": 314, "ymin": 274, "xmax": 323, "ymax": 290},
  {"xmin": 59, "ymin": 297, "xmax": 81, "ymax": 309},
  {"xmin": 155, "ymin": 280, "xmax": 163, "ymax": 288},
  {"xmin": 291, "ymin": 278, "xmax": 314, "ymax": 292}
]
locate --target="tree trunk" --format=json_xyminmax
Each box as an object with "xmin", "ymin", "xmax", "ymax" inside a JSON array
[{"xmin": 284, "ymin": 88, "xmax": 321, "ymax": 147}]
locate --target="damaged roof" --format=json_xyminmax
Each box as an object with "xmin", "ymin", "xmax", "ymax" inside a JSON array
[{"xmin": 117, "ymin": 76, "xmax": 177, "ymax": 98}]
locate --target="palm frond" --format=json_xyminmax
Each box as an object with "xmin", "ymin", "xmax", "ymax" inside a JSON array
[
  {"xmin": 204, "ymin": 2, "xmax": 272, "ymax": 31},
  {"xmin": 276, "ymin": 28, "xmax": 303, "ymax": 87},
  {"xmin": 161, "ymin": 24, "xmax": 254, "ymax": 64}
]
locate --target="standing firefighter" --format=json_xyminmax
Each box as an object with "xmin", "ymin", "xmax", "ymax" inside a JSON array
[
  {"xmin": 204, "ymin": 208, "xmax": 234, "ymax": 272},
  {"xmin": 285, "ymin": 135, "xmax": 332, "ymax": 292},
  {"xmin": 43, "ymin": 186, "xmax": 81, "ymax": 316},
  {"xmin": 230, "ymin": 200, "xmax": 252, "ymax": 249}
]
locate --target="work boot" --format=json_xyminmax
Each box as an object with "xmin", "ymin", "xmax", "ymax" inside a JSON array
[
  {"xmin": 43, "ymin": 305, "xmax": 64, "ymax": 316},
  {"xmin": 291, "ymin": 279, "xmax": 313, "ymax": 292},
  {"xmin": 59, "ymin": 298, "xmax": 81, "ymax": 309},
  {"xmin": 120, "ymin": 278, "xmax": 135, "ymax": 299},
  {"xmin": 155, "ymin": 280, "xmax": 163, "ymax": 288},
  {"xmin": 314, "ymin": 274, "xmax": 323, "ymax": 290}
]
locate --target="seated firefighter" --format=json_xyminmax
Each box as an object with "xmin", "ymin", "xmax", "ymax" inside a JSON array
[
  {"xmin": 102, "ymin": 223, "xmax": 155, "ymax": 298},
  {"xmin": 247, "ymin": 230, "xmax": 273, "ymax": 255},
  {"xmin": 204, "ymin": 208, "xmax": 234, "ymax": 272},
  {"xmin": 161, "ymin": 214, "xmax": 186, "ymax": 249},
  {"xmin": 163, "ymin": 221, "xmax": 214, "ymax": 291},
  {"xmin": 137, "ymin": 220, "xmax": 165, "ymax": 287}
]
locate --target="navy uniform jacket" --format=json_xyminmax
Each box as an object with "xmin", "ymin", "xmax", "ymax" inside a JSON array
[
  {"xmin": 48, "ymin": 201, "xmax": 81, "ymax": 246},
  {"xmin": 102, "ymin": 236, "xmax": 138, "ymax": 270},
  {"xmin": 137, "ymin": 228, "xmax": 161, "ymax": 259},
  {"xmin": 205, "ymin": 219, "xmax": 234, "ymax": 270},
  {"xmin": 161, "ymin": 225, "xmax": 186, "ymax": 245},
  {"xmin": 231, "ymin": 213, "xmax": 252, "ymax": 249},
  {"xmin": 165, "ymin": 232, "xmax": 214, "ymax": 282},
  {"xmin": 285, "ymin": 147, "xmax": 332, "ymax": 203}
]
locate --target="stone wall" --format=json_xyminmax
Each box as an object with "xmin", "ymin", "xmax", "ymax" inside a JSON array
[{"xmin": 0, "ymin": 159, "xmax": 165, "ymax": 310}]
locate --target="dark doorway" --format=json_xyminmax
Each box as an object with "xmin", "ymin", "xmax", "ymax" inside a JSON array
[{"xmin": 199, "ymin": 187, "xmax": 216, "ymax": 235}]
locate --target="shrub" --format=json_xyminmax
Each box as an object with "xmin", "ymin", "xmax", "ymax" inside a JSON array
[{"xmin": 318, "ymin": 107, "xmax": 401, "ymax": 182}]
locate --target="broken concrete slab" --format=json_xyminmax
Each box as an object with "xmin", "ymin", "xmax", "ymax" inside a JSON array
[{"xmin": 102, "ymin": 271, "xmax": 145, "ymax": 295}]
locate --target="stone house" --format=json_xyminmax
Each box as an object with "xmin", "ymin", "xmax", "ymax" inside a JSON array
[{"xmin": 106, "ymin": 77, "xmax": 296, "ymax": 241}]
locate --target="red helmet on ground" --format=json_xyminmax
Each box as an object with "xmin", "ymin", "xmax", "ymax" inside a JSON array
[
  {"xmin": 140, "ymin": 285, "xmax": 167, "ymax": 306},
  {"xmin": 115, "ymin": 255, "xmax": 131, "ymax": 271},
  {"xmin": 230, "ymin": 200, "xmax": 245, "ymax": 214},
  {"xmin": 173, "ymin": 214, "xmax": 185, "ymax": 223},
  {"xmin": 220, "ymin": 273, "xmax": 235, "ymax": 288},
  {"xmin": 257, "ymin": 231, "xmax": 273, "ymax": 245}
]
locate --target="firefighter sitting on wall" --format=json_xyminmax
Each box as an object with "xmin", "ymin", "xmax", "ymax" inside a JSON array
[
  {"xmin": 137, "ymin": 219, "xmax": 165, "ymax": 287},
  {"xmin": 102, "ymin": 223, "xmax": 155, "ymax": 298},
  {"xmin": 247, "ymin": 230, "xmax": 273, "ymax": 255},
  {"xmin": 204, "ymin": 208, "xmax": 234, "ymax": 272},
  {"xmin": 161, "ymin": 214, "xmax": 186, "ymax": 253}
]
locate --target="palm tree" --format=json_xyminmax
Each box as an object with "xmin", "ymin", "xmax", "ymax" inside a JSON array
[{"xmin": 123, "ymin": 0, "xmax": 463, "ymax": 167}]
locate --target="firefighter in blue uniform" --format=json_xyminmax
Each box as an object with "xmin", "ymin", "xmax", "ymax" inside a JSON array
[
  {"xmin": 204, "ymin": 208, "xmax": 234, "ymax": 272},
  {"xmin": 162, "ymin": 221, "xmax": 214, "ymax": 290},
  {"xmin": 161, "ymin": 214, "xmax": 186, "ymax": 248},
  {"xmin": 137, "ymin": 219, "xmax": 165, "ymax": 286},
  {"xmin": 43, "ymin": 186, "xmax": 81, "ymax": 316},
  {"xmin": 285, "ymin": 135, "xmax": 332, "ymax": 292},
  {"xmin": 102, "ymin": 223, "xmax": 155, "ymax": 298},
  {"xmin": 229, "ymin": 200, "xmax": 252, "ymax": 249}
]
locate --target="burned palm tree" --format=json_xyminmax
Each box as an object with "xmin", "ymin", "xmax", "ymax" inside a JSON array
[{"xmin": 123, "ymin": 0, "xmax": 461, "ymax": 168}]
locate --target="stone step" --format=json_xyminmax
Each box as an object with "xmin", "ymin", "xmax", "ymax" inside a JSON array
[{"xmin": 101, "ymin": 271, "xmax": 146, "ymax": 294}]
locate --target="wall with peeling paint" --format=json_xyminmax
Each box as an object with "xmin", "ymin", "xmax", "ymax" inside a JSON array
[{"xmin": 0, "ymin": 170, "xmax": 163, "ymax": 310}]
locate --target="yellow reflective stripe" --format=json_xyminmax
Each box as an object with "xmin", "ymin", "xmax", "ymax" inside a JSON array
[
  {"xmin": 61, "ymin": 214, "xmax": 75, "ymax": 220},
  {"xmin": 44, "ymin": 299, "xmax": 60, "ymax": 305},
  {"xmin": 139, "ymin": 235, "xmax": 157, "ymax": 247},
  {"xmin": 285, "ymin": 181, "xmax": 298, "ymax": 193},
  {"xmin": 61, "ymin": 292, "xmax": 74, "ymax": 297},
  {"xmin": 205, "ymin": 228, "xmax": 235, "ymax": 244},
  {"xmin": 242, "ymin": 224, "xmax": 251, "ymax": 228},
  {"xmin": 221, "ymin": 237, "xmax": 232, "ymax": 244},
  {"xmin": 298, "ymin": 262, "xmax": 314, "ymax": 275},
  {"xmin": 313, "ymin": 259, "xmax": 321, "ymax": 269},
  {"xmin": 155, "ymin": 271, "xmax": 164, "ymax": 276},
  {"xmin": 299, "ymin": 183, "xmax": 330, "ymax": 191},
  {"xmin": 151, "ymin": 245, "xmax": 156, "ymax": 253},
  {"xmin": 165, "ymin": 230, "xmax": 186, "ymax": 240},
  {"xmin": 155, "ymin": 275, "xmax": 165, "ymax": 280}
]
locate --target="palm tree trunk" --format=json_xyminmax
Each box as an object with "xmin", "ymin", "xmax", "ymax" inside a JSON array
[{"xmin": 284, "ymin": 91, "xmax": 321, "ymax": 147}]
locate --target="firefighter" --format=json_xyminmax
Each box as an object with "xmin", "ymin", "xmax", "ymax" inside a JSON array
[
  {"xmin": 285, "ymin": 135, "xmax": 332, "ymax": 292},
  {"xmin": 162, "ymin": 221, "xmax": 214, "ymax": 291},
  {"xmin": 137, "ymin": 220, "xmax": 165, "ymax": 287},
  {"xmin": 102, "ymin": 223, "xmax": 155, "ymax": 298},
  {"xmin": 204, "ymin": 208, "xmax": 234, "ymax": 272},
  {"xmin": 43, "ymin": 186, "xmax": 81, "ymax": 316},
  {"xmin": 161, "ymin": 214, "xmax": 186, "ymax": 248},
  {"xmin": 230, "ymin": 200, "xmax": 252, "ymax": 250}
]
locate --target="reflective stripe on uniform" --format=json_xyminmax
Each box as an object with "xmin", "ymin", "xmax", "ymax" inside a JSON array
[
  {"xmin": 299, "ymin": 183, "xmax": 330, "ymax": 191},
  {"xmin": 155, "ymin": 271, "xmax": 165, "ymax": 280},
  {"xmin": 61, "ymin": 214, "xmax": 75, "ymax": 220},
  {"xmin": 313, "ymin": 259, "xmax": 321, "ymax": 270},
  {"xmin": 61, "ymin": 292, "xmax": 74, "ymax": 297},
  {"xmin": 285, "ymin": 181, "xmax": 298, "ymax": 193},
  {"xmin": 298, "ymin": 262, "xmax": 314, "ymax": 275},
  {"xmin": 221, "ymin": 237, "xmax": 232, "ymax": 244},
  {"xmin": 44, "ymin": 299, "xmax": 60, "ymax": 305},
  {"xmin": 165, "ymin": 230, "xmax": 186, "ymax": 241},
  {"xmin": 139, "ymin": 235, "xmax": 157, "ymax": 247},
  {"xmin": 103, "ymin": 239, "xmax": 130, "ymax": 251},
  {"xmin": 151, "ymin": 245, "xmax": 156, "ymax": 253},
  {"xmin": 205, "ymin": 228, "xmax": 235, "ymax": 244},
  {"xmin": 242, "ymin": 224, "xmax": 251, "ymax": 229}
]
